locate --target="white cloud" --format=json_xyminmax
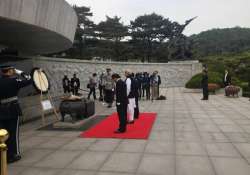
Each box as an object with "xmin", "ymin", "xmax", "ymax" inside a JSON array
[{"xmin": 66, "ymin": 0, "xmax": 250, "ymax": 35}]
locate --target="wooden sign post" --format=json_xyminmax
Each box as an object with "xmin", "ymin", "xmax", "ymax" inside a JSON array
[{"xmin": 34, "ymin": 69, "xmax": 59, "ymax": 126}]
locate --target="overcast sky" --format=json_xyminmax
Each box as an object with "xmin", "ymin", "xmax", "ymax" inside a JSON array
[{"xmin": 66, "ymin": 0, "xmax": 250, "ymax": 36}]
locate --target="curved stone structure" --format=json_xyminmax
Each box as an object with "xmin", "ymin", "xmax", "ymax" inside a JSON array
[{"xmin": 0, "ymin": 0, "xmax": 77, "ymax": 54}]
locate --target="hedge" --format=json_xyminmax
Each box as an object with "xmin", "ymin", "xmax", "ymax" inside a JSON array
[
  {"xmin": 185, "ymin": 72, "xmax": 223, "ymax": 89},
  {"xmin": 241, "ymin": 82, "xmax": 250, "ymax": 97}
]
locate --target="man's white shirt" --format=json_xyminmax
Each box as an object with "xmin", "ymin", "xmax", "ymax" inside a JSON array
[
  {"xmin": 224, "ymin": 73, "xmax": 228, "ymax": 82},
  {"xmin": 125, "ymin": 78, "xmax": 131, "ymax": 97}
]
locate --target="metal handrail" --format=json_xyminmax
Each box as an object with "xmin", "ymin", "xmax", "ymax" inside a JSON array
[{"xmin": 0, "ymin": 129, "xmax": 8, "ymax": 175}]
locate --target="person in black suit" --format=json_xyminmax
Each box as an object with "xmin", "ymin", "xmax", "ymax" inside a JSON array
[
  {"xmin": 145, "ymin": 72, "xmax": 151, "ymax": 100},
  {"xmin": 71, "ymin": 74, "xmax": 80, "ymax": 95},
  {"xmin": 223, "ymin": 70, "xmax": 231, "ymax": 87},
  {"xmin": 156, "ymin": 71, "xmax": 161, "ymax": 98},
  {"xmin": 112, "ymin": 73, "xmax": 127, "ymax": 133},
  {"xmin": 62, "ymin": 75, "xmax": 70, "ymax": 93},
  {"xmin": 201, "ymin": 69, "xmax": 209, "ymax": 100},
  {"xmin": 133, "ymin": 73, "xmax": 140, "ymax": 119}
]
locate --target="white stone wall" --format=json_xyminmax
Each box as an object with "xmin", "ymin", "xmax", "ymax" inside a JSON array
[{"xmin": 33, "ymin": 57, "xmax": 202, "ymax": 96}]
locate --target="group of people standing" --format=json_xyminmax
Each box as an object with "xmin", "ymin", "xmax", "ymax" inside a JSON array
[
  {"xmin": 112, "ymin": 70, "xmax": 141, "ymax": 133},
  {"xmin": 61, "ymin": 68, "xmax": 162, "ymax": 133},
  {"xmin": 201, "ymin": 65, "xmax": 234, "ymax": 100},
  {"xmin": 132, "ymin": 71, "xmax": 162, "ymax": 101},
  {"xmin": 63, "ymin": 69, "xmax": 162, "ymax": 103},
  {"xmin": 69, "ymin": 68, "xmax": 162, "ymax": 133},
  {"xmin": 62, "ymin": 74, "xmax": 80, "ymax": 95},
  {"xmin": 87, "ymin": 69, "xmax": 162, "ymax": 103}
]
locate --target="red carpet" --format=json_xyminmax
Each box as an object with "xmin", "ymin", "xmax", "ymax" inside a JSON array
[{"xmin": 80, "ymin": 113, "xmax": 157, "ymax": 139}]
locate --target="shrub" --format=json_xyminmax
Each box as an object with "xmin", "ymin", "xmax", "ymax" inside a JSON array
[
  {"xmin": 241, "ymin": 82, "xmax": 250, "ymax": 97},
  {"xmin": 231, "ymin": 77, "xmax": 243, "ymax": 86},
  {"xmin": 185, "ymin": 72, "xmax": 223, "ymax": 89},
  {"xmin": 240, "ymin": 82, "xmax": 249, "ymax": 89}
]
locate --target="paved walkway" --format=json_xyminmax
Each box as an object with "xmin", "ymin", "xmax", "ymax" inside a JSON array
[{"xmin": 9, "ymin": 88, "xmax": 250, "ymax": 175}]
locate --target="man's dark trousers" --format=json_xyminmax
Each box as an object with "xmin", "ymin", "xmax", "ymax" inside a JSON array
[
  {"xmin": 134, "ymin": 97, "xmax": 139, "ymax": 119},
  {"xmin": 117, "ymin": 104, "xmax": 127, "ymax": 132},
  {"xmin": 203, "ymin": 86, "xmax": 209, "ymax": 100},
  {"xmin": 0, "ymin": 116, "xmax": 20, "ymax": 159}
]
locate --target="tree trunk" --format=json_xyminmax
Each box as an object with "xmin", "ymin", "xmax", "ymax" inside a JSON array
[{"xmin": 147, "ymin": 39, "xmax": 152, "ymax": 62}]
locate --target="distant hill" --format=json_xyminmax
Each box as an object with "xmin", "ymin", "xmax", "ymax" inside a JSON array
[{"xmin": 190, "ymin": 27, "xmax": 250, "ymax": 57}]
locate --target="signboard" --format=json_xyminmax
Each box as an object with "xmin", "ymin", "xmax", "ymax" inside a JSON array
[{"xmin": 41, "ymin": 100, "xmax": 53, "ymax": 111}]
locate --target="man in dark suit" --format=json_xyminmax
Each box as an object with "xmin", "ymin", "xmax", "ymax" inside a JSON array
[
  {"xmin": 112, "ymin": 73, "xmax": 127, "ymax": 133},
  {"xmin": 156, "ymin": 71, "xmax": 161, "ymax": 98},
  {"xmin": 142, "ymin": 72, "xmax": 151, "ymax": 100},
  {"xmin": 71, "ymin": 73, "xmax": 80, "ymax": 95},
  {"xmin": 133, "ymin": 73, "xmax": 140, "ymax": 119},
  {"xmin": 62, "ymin": 75, "xmax": 70, "ymax": 93},
  {"xmin": 223, "ymin": 70, "xmax": 231, "ymax": 87}
]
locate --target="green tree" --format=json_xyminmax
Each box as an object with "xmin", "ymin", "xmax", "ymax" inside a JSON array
[
  {"xmin": 130, "ymin": 13, "xmax": 173, "ymax": 62},
  {"xmin": 190, "ymin": 27, "xmax": 250, "ymax": 57},
  {"xmin": 130, "ymin": 13, "xmax": 194, "ymax": 62},
  {"xmin": 96, "ymin": 16, "xmax": 128, "ymax": 60},
  {"xmin": 73, "ymin": 5, "xmax": 96, "ymax": 56}
]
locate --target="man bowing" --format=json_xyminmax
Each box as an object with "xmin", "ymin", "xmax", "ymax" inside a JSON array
[{"xmin": 112, "ymin": 73, "xmax": 127, "ymax": 133}]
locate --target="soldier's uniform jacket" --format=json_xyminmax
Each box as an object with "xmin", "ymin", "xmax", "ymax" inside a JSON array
[
  {"xmin": 103, "ymin": 73, "xmax": 115, "ymax": 90},
  {"xmin": 201, "ymin": 74, "xmax": 208, "ymax": 88},
  {"xmin": 0, "ymin": 75, "xmax": 32, "ymax": 120}
]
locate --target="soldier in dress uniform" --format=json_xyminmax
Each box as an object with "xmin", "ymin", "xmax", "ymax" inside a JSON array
[
  {"xmin": 62, "ymin": 75, "xmax": 70, "ymax": 93},
  {"xmin": 103, "ymin": 68, "xmax": 115, "ymax": 108},
  {"xmin": 71, "ymin": 73, "xmax": 80, "ymax": 95},
  {"xmin": 0, "ymin": 65, "xmax": 32, "ymax": 163},
  {"xmin": 201, "ymin": 69, "xmax": 209, "ymax": 100}
]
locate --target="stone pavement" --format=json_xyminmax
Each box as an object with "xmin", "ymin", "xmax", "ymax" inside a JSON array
[{"xmin": 8, "ymin": 88, "xmax": 250, "ymax": 175}]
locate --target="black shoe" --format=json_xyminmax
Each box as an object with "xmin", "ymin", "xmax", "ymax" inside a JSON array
[
  {"xmin": 8, "ymin": 155, "xmax": 21, "ymax": 164},
  {"xmin": 114, "ymin": 129, "xmax": 126, "ymax": 133}
]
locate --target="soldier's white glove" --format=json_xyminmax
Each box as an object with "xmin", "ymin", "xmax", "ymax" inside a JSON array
[
  {"xmin": 15, "ymin": 69, "xmax": 31, "ymax": 80},
  {"xmin": 15, "ymin": 69, "xmax": 23, "ymax": 75},
  {"xmin": 23, "ymin": 74, "xmax": 31, "ymax": 80}
]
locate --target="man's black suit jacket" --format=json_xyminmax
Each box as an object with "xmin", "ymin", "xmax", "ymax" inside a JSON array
[
  {"xmin": 116, "ymin": 79, "xmax": 128, "ymax": 106},
  {"xmin": 223, "ymin": 74, "xmax": 231, "ymax": 87}
]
